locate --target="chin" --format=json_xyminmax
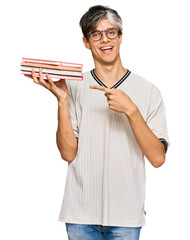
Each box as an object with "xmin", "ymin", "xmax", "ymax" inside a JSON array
[
  {"xmin": 101, "ymin": 51, "xmax": 120, "ymax": 65},
  {"xmin": 93, "ymin": 50, "xmax": 120, "ymax": 65},
  {"xmin": 100, "ymin": 57, "xmax": 119, "ymax": 66}
]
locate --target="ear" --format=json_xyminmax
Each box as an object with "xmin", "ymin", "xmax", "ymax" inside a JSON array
[
  {"xmin": 118, "ymin": 32, "xmax": 123, "ymax": 44},
  {"xmin": 83, "ymin": 37, "xmax": 91, "ymax": 50}
]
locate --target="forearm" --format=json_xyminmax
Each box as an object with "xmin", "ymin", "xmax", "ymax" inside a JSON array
[
  {"xmin": 126, "ymin": 105, "xmax": 165, "ymax": 168},
  {"xmin": 56, "ymin": 99, "xmax": 78, "ymax": 162}
]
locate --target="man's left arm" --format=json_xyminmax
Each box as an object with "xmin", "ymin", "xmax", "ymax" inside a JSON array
[
  {"xmin": 126, "ymin": 106, "xmax": 166, "ymax": 168},
  {"xmin": 90, "ymin": 85, "xmax": 169, "ymax": 168}
]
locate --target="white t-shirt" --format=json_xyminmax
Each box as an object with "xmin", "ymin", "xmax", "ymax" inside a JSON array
[{"xmin": 58, "ymin": 70, "xmax": 170, "ymax": 227}]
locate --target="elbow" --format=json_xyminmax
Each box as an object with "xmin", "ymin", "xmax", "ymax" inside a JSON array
[
  {"xmin": 57, "ymin": 140, "xmax": 78, "ymax": 163},
  {"xmin": 61, "ymin": 154, "xmax": 76, "ymax": 163},
  {"xmin": 60, "ymin": 148, "xmax": 78, "ymax": 163},
  {"xmin": 152, "ymin": 154, "xmax": 166, "ymax": 168}
]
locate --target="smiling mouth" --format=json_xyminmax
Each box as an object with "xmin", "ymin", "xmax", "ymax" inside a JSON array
[{"xmin": 100, "ymin": 46, "xmax": 113, "ymax": 52}]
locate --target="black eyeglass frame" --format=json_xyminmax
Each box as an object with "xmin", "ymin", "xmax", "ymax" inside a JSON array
[{"xmin": 87, "ymin": 28, "xmax": 122, "ymax": 41}]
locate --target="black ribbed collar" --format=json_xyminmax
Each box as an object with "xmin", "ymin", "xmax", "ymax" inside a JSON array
[{"xmin": 90, "ymin": 69, "xmax": 131, "ymax": 89}]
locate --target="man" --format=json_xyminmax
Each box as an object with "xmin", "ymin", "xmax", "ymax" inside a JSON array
[{"xmin": 28, "ymin": 5, "xmax": 170, "ymax": 240}]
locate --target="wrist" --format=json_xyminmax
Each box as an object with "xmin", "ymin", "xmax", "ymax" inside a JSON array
[
  {"xmin": 58, "ymin": 98, "xmax": 69, "ymax": 106},
  {"xmin": 124, "ymin": 104, "xmax": 139, "ymax": 120}
]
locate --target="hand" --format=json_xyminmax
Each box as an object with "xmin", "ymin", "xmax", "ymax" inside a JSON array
[
  {"xmin": 90, "ymin": 85, "xmax": 137, "ymax": 116},
  {"xmin": 24, "ymin": 68, "xmax": 68, "ymax": 102}
]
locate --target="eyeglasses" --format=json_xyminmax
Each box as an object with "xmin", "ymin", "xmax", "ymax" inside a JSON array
[{"xmin": 87, "ymin": 28, "xmax": 121, "ymax": 41}]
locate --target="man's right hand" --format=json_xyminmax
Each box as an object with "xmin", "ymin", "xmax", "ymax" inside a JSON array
[{"xmin": 24, "ymin": 68, "xmax": 68, "ymax": 103}]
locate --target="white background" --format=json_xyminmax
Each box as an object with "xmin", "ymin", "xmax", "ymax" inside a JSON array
[{"xmin": 0, "ymin": 0, "xmax": 189, "ymax": 239}]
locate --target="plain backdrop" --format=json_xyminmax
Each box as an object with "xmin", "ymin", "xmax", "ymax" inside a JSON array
[{"xmin": 0, "ymin": 0, "xmax": 189, "ymax": 239}]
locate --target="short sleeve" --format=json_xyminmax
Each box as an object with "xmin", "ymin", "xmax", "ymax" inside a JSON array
[
  {"xmin": 146, "ymin": 85, "xmax": 170, "ymax": 153},
  {"xmin": 66, "ymin": 80, "xmax": 79, "ymax": 141}
]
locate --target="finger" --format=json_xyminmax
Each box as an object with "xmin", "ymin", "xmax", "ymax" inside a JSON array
[
  {"xmin": 38, "ymin": 68, "xmax": 49, "ymax": 88},
  {"xmin": 24, "ymin": 74, "xmax": 33, "ymax": 79},
  {"xmin": 31, "ymin": 69, "xmax": 39, "ymax": 83},
  {"xmin": 38, "ymin": 68, "xmax": 44, "ymax": 83},
  {"xmin": 45, "ymin": 73, "xmax": 55, "ymax": 88},
  {"xmin": 90, "ymin": 85, "xmax": 111, "ymax": 93},
  {"xmin": 104, "ymin": 92, "xmax": 111, "ymax": 97}
]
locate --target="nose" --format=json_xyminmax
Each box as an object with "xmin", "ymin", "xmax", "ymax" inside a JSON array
[{"xmin": 100, "ymin": 31, "xmax": 110, "ymax": 43}]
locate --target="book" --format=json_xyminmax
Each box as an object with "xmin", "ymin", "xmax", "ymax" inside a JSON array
[
  {"xmin": 21, "ymin": 71, "xmax": 83, "ymax": 81},
  {"xmin": 21, "ymin": 57, "xmax": 83, "ymax": 81},
  {"xmin": 22, "ymin": 57, "xmax": 83, "ymax": 68},
  {"xmin": 21, "ymin": 66, "xmax": 82, "ymax": 77},
  {"xmin": 21, "ymin": 61, "xmax": 83, "ymax": 71}
]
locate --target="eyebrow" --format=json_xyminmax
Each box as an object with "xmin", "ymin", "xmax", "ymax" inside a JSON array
[{"xmin": 93, "ymin": 27, "xmax": 116, "ymax": 31}]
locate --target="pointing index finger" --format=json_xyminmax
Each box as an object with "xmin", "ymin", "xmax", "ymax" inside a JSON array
[{"xmin": 90, "ymin": 85, "xmax": 111, "ymax": 93}]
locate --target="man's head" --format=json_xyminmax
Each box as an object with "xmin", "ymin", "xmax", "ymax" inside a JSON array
[
  {"xmin": 79, "ymin": 5, "xmax": 123, "ymax": 40},
  {"xmin": 79, "ymin": 5, "xmax": 123, "ymax": 66}
]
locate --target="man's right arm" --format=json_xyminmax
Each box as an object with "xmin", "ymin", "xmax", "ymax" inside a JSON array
[
  {"xmin": 56, "ymin": 99, "xmax": 78, "ymax": 162},
  {"xmin": 25, "ymin": 68, "xmax": 77, "ymax": 162}
]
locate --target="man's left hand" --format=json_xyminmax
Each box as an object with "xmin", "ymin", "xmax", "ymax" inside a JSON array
[{"xmin": 90, "ymin": 85, "xmax": 137, "ymax": 116}]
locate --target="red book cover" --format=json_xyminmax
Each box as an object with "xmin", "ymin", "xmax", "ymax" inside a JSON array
[
  {"xmin": 21, "ymin": 61, "xmax": 83, "ymax": 72},
  {"xmin": 22, "ymin": 57, "xmax": 83, "ymax": 69}
]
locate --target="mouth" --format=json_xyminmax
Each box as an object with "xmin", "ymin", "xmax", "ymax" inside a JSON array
[{"xmin": 99, "ymin": 46, "xmax": 113, "ymax": 54}]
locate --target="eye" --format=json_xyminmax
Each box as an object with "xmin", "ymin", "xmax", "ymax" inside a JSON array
[
  {"xmin": 91, "ymin": 31, "xmax": 101, "ymax": 38},
  {"xmin": 107, "ymin": 29, "xmax": 117, "ymax": 35}
]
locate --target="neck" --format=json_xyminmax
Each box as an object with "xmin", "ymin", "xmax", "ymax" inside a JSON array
[{"xmin": 93, "ymin": 56, "xmax": 127, "ymax": 88}]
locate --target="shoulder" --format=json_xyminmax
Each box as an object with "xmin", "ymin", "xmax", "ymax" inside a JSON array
[
  {"xmin": 65, "ymin": 71, "xmax": 92, "ymax": 98},
  {"xmin": 66, "ymin": 71, "xmax": 91, "ymax": 87},
  {"xmin": 130, "ymin": 71, "xmax": 152, "ymax": 87},
  {"xmin": 83, "ymin": 70, "xmax": 92, "ymax": 78},
  {"xmin": 130, "ymin": 71, "xmax": 162, "ymax": 96}
]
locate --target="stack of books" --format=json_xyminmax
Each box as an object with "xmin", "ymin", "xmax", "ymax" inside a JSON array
[{"xmin": 20, "ymin": 57, "xmax": 83, "ymax": 81}]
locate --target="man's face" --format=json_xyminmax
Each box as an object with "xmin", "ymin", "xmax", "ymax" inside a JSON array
[{"xmin": 83, "ymin": 19, "xmax": 122, "ymax": 66}]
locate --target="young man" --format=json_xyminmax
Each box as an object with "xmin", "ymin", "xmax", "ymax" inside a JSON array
[{"xmin": 28, "ymin": 5, "xmax": 170, "ymax": 240}]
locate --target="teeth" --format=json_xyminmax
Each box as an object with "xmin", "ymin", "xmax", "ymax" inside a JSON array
[{"xmin": 101, "ymin": 46, "xmax": 112, "ymax": 50}]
